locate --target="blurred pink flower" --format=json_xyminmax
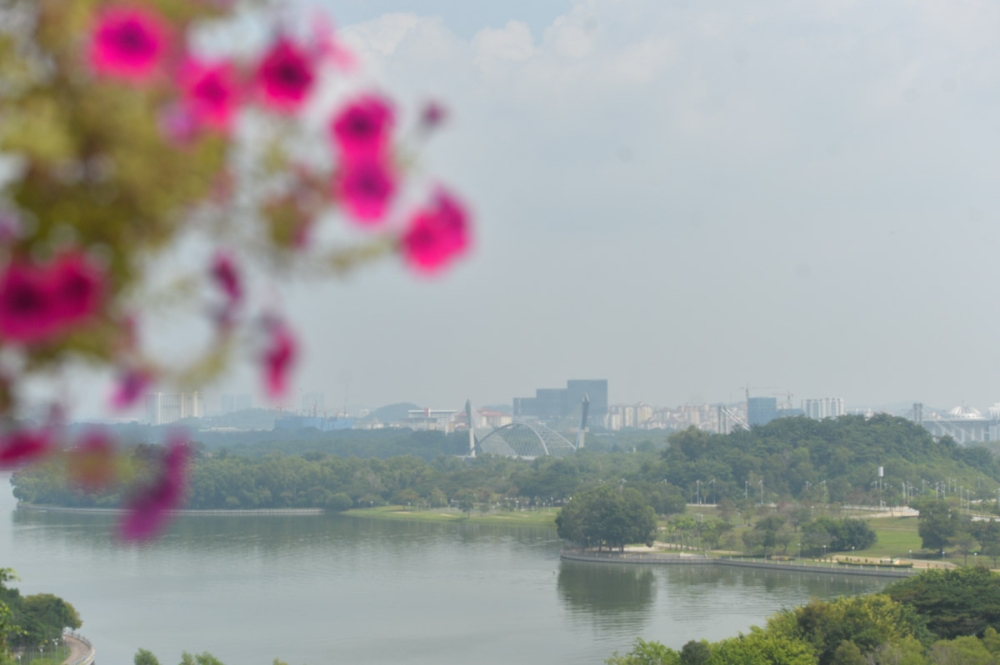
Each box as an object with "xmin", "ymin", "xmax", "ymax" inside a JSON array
[
  {"xmin": 210, "ymin": 250, "xmax": 242, "ymax": 305},
  {"xmin": 88, "ymin": 6, "xmax": 170, "ymax": 82},
  {"xmin": 158, "ymin": 104, "xmax": 199, "ymax": 145},
  {"xmin": 0, "ymin": 253, "xmax": 104, "ymax": 343},
  {"xmin": 50, "ymin": 252, "xmax": 104, "ymax": 325},
  {"xmin": 420, "ymin": 101, "xmax": 447, "ymax": 131},
  {"xmin": 401, "ymin": 189, "xmax": 471, "ymax": 274},
  {"xmin": 0, "ymin": 429, "xmax": 51, "ymax": 470},
  {"xmin": 0, "ymin": 210, "xmax": 21, "ymax": 244},
  {"xmin": 331, "ymin": 95, "xmax": 394, "ymax": 159},
  {"xmin": 262, "ymin": 322, "xmax": 297, "ymax": 401},
  {"xmin": 110, "ymin": 368, "xmax": 153, "ymax": 410},
  {"xmin": 312, "ymin": 14, "xmax": 356, "ymax": 71},
  {"xmin": 68, "ymin": 429, "xmax": 117, "ymax": 491},
  {"xmin": 179, "ymin": 60, "xmax": 241, "ymax": 132},
  {"xmin": 0, "ymin": 263, "xmax": 55, "ymax": 342},
  {"xmin": 255, "ymin": 38, "xmax": 316, "ymax": 113},
  {"xmin": 336, "ymin": 158, "xmax": 397, "ymax": 224},
  {"xmin": 119, "ymin": 432, "xmax": 190, "ymax": 542}
]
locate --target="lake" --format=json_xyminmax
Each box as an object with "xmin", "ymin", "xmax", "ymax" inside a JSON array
[{"xmin": 0, "ymin": 487, "xmax": 887, "ymax": 664}]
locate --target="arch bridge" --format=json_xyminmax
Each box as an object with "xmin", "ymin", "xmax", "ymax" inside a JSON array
[{"xmin": 466, "ymin": 395, "xmax": 591, "ymax": 460}]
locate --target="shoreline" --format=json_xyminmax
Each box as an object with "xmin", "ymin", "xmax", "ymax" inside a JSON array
[
  {"xmin": 342, "ymin": 505, "xmax": 558, "ymax": 526},
  {"xmin": 17, "ymin": 503, "xmax": 325, "ymax": 516},
  {"xmin": 560, "ymin": 549, "xmax": 919, "ymax": 578}
]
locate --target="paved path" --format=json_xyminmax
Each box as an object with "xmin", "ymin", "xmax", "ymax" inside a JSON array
[{"xmin": 62, "ymin": 635, "xmax": 95, "ymax": 665}]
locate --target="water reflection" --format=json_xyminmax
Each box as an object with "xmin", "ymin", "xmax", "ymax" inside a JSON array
[
  {"xmin": 559, "ymin": 561, "xmax": 657, "ymax": 615},
  {"xmin": 3, "ymin": 504, "xmax": 892, "ymax": 665},
  {"xmin": 11, "ymin": 508, "xmax": 560, "ymax": 557}
]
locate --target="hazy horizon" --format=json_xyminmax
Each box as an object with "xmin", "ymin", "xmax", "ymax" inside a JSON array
[{"xmin": 103, "ymin": 0, "xmax": 1000, "ymax": 420}]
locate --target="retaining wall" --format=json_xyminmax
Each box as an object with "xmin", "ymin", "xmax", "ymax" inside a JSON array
[{"xmin": 560, "ymin": 550, "xmax": 917, "ymax": 578}]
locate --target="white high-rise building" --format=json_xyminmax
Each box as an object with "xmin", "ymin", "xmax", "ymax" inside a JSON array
[
  {"xmin": 803, "ymin": 398, "xmax": 845, "ymax": 421},
  {"xmin": 145, "ymin": 392, "xmax": 203, "ymax": 425}
]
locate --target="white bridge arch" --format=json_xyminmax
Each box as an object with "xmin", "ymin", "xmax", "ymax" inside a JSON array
[{"xmin": 466, "ymin": 395, "xmax": 591, "ymax": 460}]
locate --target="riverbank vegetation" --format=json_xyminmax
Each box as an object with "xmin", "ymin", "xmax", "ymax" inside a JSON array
[
  {"xmin": 13, "ymin": 416, "xmax": 1000, "ymax": 553},
  {"xmin": 607, "ymin": 566, "xmax": 1000, "ymax": 665},
  {"xmin": 0, "ymin": 569, "xmax": 82, "ymax": 662}
]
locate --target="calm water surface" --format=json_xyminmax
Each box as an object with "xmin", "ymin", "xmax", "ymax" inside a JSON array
[{"xmin": 0, "ymin": 486, "xmax": 887, "ymax": 664}]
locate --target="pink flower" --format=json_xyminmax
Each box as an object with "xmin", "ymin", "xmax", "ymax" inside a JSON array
[
  {"xmin": 119, "ymin": 432, "xmax": 189, "ymax": 542},
  {"xmin": 401, "ymin": 189, "xmax": 472, "ymax": 274},
  {"xmin": 210, "ymin": 250, "xmax": 242, "ymax": 305},
  {"xmin": 0, "ymin": 429, "xmax": 51, "ymax": 469},
  {"xmin": 158, "ymin": 104, "xmax": 199, "ymax": 145},
  {"xmin": 179, "ymin": 59, "xmax": 241, "ymax": 132},
  {"xmin": 50, "ymin": 252, "xmax": 104, "ymax": 325},
  {"xmin": 0, "ymin": 253, "xmax": 105, "ymax": 343},
  {"xmin": 88, "ymin": 6, "xmax": 171, "ymax": 82},
  {"xmin": 255, "ymin": 38, "xmax": 316, "ymax": 113},
  {"xmin": 0, "ymin": 263, "xmax": 55, "ymax": 342},
  {"xmin": 336, "ymin": 158, "xmax": 397, "ymax": 224},
  {"xmin": 420, "ymin": 101, "xmax": 447, "ymax": 131},
  {"xmin": 330, "ymin": 95, "xmax": 394, "ymax": 159},
  {"xmin": 262, "ymin": 322, "xmax": 297, "ymax": 401},
  {"xmin": 110, "ymin": 367, "xmax": 154, "ymax": 410},
  {"xmin": 68, "ymin": 430, "xmax": 117, "ymax": 491}
]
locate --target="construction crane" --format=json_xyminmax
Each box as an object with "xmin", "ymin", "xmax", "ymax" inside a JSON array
[
  {"xmin": 772, "ymin": 391, "xmax": 794, "ymax": 410},
  {"xmin": 741, "ymin": 385, "xmax": 778, "ymax": 402}
]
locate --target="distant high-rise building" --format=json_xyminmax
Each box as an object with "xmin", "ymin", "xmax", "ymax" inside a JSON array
[
  {"xmin": 514, "ymin": 379, "xmax": 608, "ymax": 423},
  {"xmin": 803, "ymin": 398, "xmax": 845, "ymax": 420},
  {"xmin": 145, "ymin": 392, "xmax": 203, "ymax": 425},
  {"xmin": 747, "ymin": 397, "xmax": 778, "ymax": 427}
]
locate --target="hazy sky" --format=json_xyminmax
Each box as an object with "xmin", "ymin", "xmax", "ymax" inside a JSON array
[{"xmin": 202, "ymin": 1, "xmax": 1000, "ymax": 414}]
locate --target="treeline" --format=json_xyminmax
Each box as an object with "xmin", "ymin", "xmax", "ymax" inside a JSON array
[
  {"xmin": 15, "ymin": 415, "xmax": 1000, "ymax": 513},
  {"xmin": 662, "ymin": 414, "xmax": 1000, "ymax": 505},
  {"xmin": 609, "ymin": 566, "xmax": 1000, "ymax": 665},
  {"xmin": 11, "ymin": 447, "xmax": 687, "ymax": 513}
]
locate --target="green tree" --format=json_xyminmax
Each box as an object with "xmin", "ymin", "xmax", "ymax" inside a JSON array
[
  {"xmin": 17, "ymin": 593, "xmax": 82, "ymax": 645},
  {"xmin": 832, "ymin": 640, "xmax": 866, "ymax": 665},
  {"xmin": 915, "ymin": 499, "xmax": 958, "ymax": 552},
  {"xmin": 870, "ymin": 636, "xmax": 928, "ymax": 665},
  {"xmin": 556, "ymin": 485, "xmax": 657, "ymax": 551},
  {"xmin": 679, "ymin": 640, "xmax": 711, "ymax": 665},
  {"xmin": 605, "ymin": 638, "xmax": 680, "ymax": 665},
  {"xmin": 974, "ymin": 521, "xmax": 1000, "ymax": 567},
  {"xmin": 708, "ymin": 628, "xmax": 815, "ymax": 665},
  {"xmin": 982, "ymin": 627, "xmax": 1000, "ymax": 656},
  {"xmin": 886, "ymin": 567, "xmax": 1000, "ymax": 640},
  {"xmin": 768, "ymin": 594, "xmax": 927, "ymax": 665},
  {"xmin": 135, "ymin": 649, "xmax": 162, "ymax": 665},
  {"xmin": 454, "ymin": 489, "xmax": 475, "ymax": 516},
  {"xmin": 743, "ymin": 515, "xmax": 792, "ymax": 557},
  {"xmin": 927, "ymin": 636, "xmax": 995, "ymax": 665}
]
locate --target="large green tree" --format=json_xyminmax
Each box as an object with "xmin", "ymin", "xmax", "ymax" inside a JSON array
[
  {"xmin": 914, "ymin": 499, "xmax": 960, "ymax": 552},
  {"xmin": 556, "ymin": 485, "xmax": 657, "ymax": 551}
]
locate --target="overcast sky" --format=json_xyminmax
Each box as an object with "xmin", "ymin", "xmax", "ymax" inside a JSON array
[{"xmin": 174, "ymin": 1, "xmax": 1000, "ymax": 415}]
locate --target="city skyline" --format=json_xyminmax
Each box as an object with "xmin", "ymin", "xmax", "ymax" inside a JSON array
[{"xmin": 63, "ymin": 0, "xmax": 1000, "ymax": 424}]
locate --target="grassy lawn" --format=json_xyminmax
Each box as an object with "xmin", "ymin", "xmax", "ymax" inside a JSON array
[
  {"xmin": 21, "ymin": 645, "xmax": 69, "ymax": 665},
  {"xmin": 343, "ymin": 505, "xmax": 558, "ymax": 527},
  {"xmin": 852, "ymin": 517, "xmax": 923, "ymax": 559}
]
